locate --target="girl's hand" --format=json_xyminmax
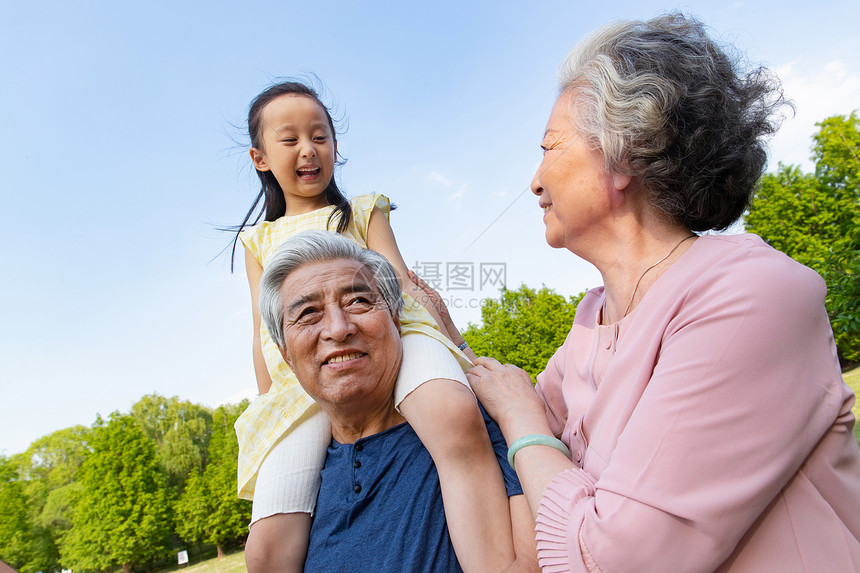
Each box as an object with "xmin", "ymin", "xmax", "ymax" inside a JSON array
[
  {"xmin": 407, "ymin": 269, "xmax": 459, "ymax": 340},
  {"xmin": 407, "ymin": 269, "xmax": 477, "ymax": 362},
  {"xmin": 366, "ymin": 209, "xmax": 466, "ymax": 353},
  {"xmin": 466, "ymin": 357, "xmax": 552, "ymax": 442}
]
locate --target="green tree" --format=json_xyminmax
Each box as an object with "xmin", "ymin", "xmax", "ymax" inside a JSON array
[
  {"xmin": 59, "ymin": 413, "xmax": 172, "ymax": 573},
  {"xmin": 174, "ymin": 468, "xmax": 212, "ymax": 549},
  {"xmin": 8, "ymin": 426, "xmax": 92, "ymax": 573},
  {"xmin": 130, "ymin": 394, "xmax": 213, "ymax": 489},
  {"xmin": 39, "ymin": 482, "xmax": 82, "ymax": 534},
  {"xmin": 175, "ymin": 401, "xmax": 251, "ymax": 558},
  {"xmin": 0, "ymin": 456, "xmax": 37, "ymax": 570},
  {"xmin": 462, "ymin": 285, "xmax": 583, "ymax": 380},
  {"xmin": 821, "ymin": 247, "xmax": 860, "ymax": 359},
  {"xmin": 25, "ymin": 426, "xmax": 91, "ymax": 490},
  {"xmin": 745, "ymin": 112, "xmax": 860, "ymax": 363}
]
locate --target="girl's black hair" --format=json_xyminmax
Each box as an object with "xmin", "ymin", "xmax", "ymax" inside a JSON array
[{"xmin": 230, "ymin": 80, "xmax": 351, "ymax": 269}]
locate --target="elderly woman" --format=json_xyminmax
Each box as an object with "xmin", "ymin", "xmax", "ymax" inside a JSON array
[
  {"xmin": 421, "ymin": 13, "xmax": 860, "ymax": 573},
  {"xmin": 256, "ymin": 230, "xmax": 538, "ymax": 572}
]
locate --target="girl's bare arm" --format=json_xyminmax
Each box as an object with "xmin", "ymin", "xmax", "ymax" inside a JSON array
[{"xmin": 245, "ymin": 246, "xmax": 274, "ymax": 395}]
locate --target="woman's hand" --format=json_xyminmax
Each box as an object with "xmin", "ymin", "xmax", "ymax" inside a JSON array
[
  {"xmin": 467, "ymin": 357, "xmax": 553, "ymax": 443},
  {"xmin": 470, "ymin": 357, "xmax": 573, "ymax": 520}
]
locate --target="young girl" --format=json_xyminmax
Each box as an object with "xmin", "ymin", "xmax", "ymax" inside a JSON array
[{"xmin": 232, "ymin": 80, "xmax": 515, "ymax": 573}]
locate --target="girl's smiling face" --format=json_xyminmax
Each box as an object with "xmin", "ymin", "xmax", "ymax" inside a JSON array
[{"xmin": 250, "ymin": 94, "xmax": 337, "ymax": 214}]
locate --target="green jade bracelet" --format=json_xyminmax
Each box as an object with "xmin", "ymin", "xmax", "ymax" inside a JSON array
[{"xmin": 507, "ymin": 434, "xmax": 571, "ymax": 469}]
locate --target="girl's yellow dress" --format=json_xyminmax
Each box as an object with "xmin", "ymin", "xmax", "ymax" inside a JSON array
[{"xmin": 235, "ymin": 193, "xmax": 471, "ymax": 500}]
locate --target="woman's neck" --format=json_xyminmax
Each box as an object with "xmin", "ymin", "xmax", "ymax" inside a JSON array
[{"xmin": 597, "ymin": 222, "xmax": 697, "ymax": 324}]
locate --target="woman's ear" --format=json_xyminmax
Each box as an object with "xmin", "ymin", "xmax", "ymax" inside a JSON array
[
  {"xmin": 250, "ymin": 147, "xmax": 270, "ymax": 172},
  {"xmin": 606, "ymin": 170, "xmax": 637, "ymax": 210},
  {"xmin": 611, "ymin": 172, "xmax": 633, "ymax": 191}
]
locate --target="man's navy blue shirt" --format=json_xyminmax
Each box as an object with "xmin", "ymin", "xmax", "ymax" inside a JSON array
[{"xmin": 305, "ymin": 405, "xmax": 522, "ymax": 572}]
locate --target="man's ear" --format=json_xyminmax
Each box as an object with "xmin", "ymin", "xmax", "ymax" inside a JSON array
[
  {"xmin": 279, "ymin": 347, "xmax": 292, "ymax": 370},
  {"xmin": 250, "ymin": 147, "xmax": 270, "ymax": 172}
]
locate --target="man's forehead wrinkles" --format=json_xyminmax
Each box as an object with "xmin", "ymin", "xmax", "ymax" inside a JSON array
[{"xmin": 343, "ymin": 280, "xmax": 374, "ymax": 295}]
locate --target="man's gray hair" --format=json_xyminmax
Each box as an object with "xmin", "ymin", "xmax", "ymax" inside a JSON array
[{"xmin": 259, "ymin": 230, "xmax": 404, "ymax": 351}]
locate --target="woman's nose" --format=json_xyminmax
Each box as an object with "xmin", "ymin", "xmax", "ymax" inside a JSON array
[{"xmin": 531, "ymin": 169, "xmax": 543, "ymax": 196}]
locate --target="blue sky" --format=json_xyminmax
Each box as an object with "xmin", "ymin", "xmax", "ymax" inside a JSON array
[{"xmin": 2, "ymin": 0, "xmax": 858, "ymax": 456}]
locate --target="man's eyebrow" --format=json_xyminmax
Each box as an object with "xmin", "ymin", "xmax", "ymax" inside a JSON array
[
  {"xmin": 286, "ymin": 292, "xmax": 320, "ymax": 316},
  {"xmin": 285, "ymin": 281, "xmax": 378, "ymax": 315}
]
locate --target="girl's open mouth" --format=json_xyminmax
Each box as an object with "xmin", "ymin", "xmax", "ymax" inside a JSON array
[{"xmin": 297, "ymin": 166, "xmax": 321, "ymax": 178}]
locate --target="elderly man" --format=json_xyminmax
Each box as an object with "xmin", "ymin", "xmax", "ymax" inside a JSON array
[{"xmin": 257, "ymin": 230, "xmax": 537, "ymax": 572}]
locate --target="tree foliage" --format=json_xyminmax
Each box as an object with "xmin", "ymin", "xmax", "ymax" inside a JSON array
[
  {"xmin": 0, "ymin": 456, "xmax": 38, "ymax": 570},
  {"xmin": 176, "ymin": 402, "xmax": 251, "ymax": 558},
  {"xmin": 745, "ymin": 112, "xmax": 860, "ymax": 363},
  {"xmin": 174, "ymin": 468, "xmax": 212, "ymax": 548},
  {"xmin": 59, "ymin": 413, "xmax": 172, "ymax": 573},
  {"xmin": 25, "ymin": 426, "xmax": 92, "ymax": 490},
  {"xmin": 131, "ymin": 394, "xmax": 213, "ymax": 489},
  {"xmin": 462, "ymin": 285, "xmax": 583, "ymax": 380},
  {"xmin": 2, "ymin": 394, "xmax": 252, "ymax": 572},
  {"xmin": 0, "ymin": 427, "xmax": 93, "ymax": 572}
]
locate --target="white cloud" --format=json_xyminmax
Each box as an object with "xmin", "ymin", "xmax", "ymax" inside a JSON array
[
  {"xmin": 450, "ymin": 184, "xmax": 466, "ymax": 202},
  {"xmin": 214, "ymin": 386, "xmax": 258, "ymax": 408},
  {"xmin": 428, "ymin": 171, "xmax": 452, "ymax": 187},
  {"xmin": 769, "ymin": 60, "xmax": 860, "ymax": 171}
]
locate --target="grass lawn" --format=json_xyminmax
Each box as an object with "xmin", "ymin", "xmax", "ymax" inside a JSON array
[
  {"xmin": 843, "ymin": 366, "xmax": 860, "ymax": 445},
  {"xmin": 161, "ymin": 550, "xmax": 246, "ymax": 573}
]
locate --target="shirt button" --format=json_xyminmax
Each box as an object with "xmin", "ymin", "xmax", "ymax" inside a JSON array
[
  {"xmin": 355, "ymin": 443, "xmax": 364, "ymax": 451},
  {"xmin": 354, "ymin": 460, "xmax": 361, "ymax": 469},
  {"xmin": 353, "ymin": 484, "xmax": 362, "ymax": 493},
  {"xmin": 576, "ymin": 451, "xmax": 583, "ymax": 462}
]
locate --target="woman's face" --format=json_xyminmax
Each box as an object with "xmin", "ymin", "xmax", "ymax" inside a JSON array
[{"xmin": 531, "ymin": 92, "xmax": 616, "ymax": 252}]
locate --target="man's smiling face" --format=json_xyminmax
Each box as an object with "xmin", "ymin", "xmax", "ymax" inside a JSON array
[{"xmin": 279, "ymin": 258, "xmax": 402, "ymax": 412}]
